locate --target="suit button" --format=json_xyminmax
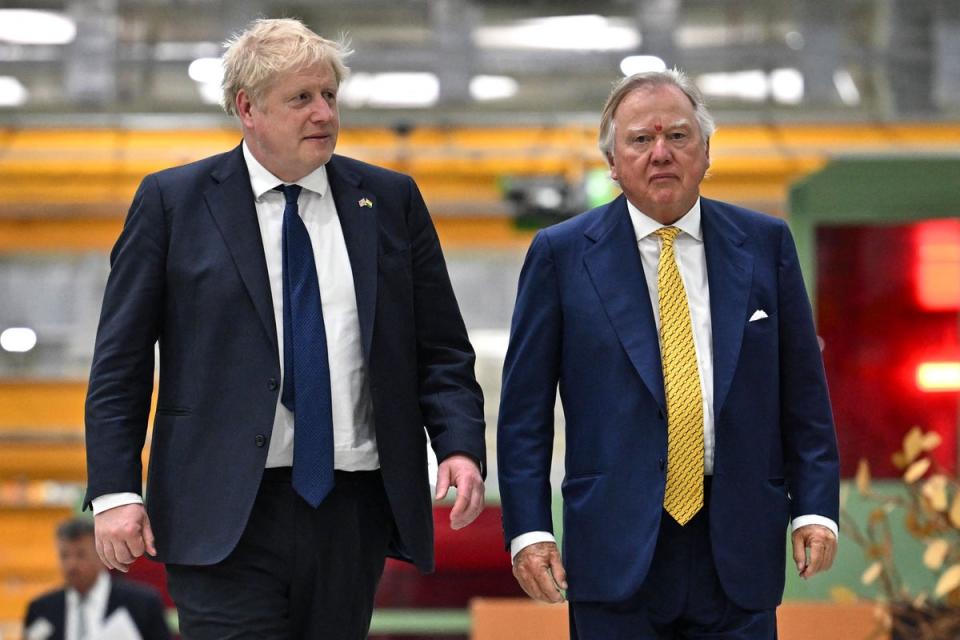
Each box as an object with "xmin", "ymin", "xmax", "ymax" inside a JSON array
[
  {"xmin": 267, "ymin": 378, "xmax": 279, "ymax": 391},
  {"xmin": 255, "ymin": 434, "xmax": 267, "ymax": 447}
]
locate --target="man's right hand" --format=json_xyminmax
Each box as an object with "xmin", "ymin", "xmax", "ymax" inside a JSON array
[
  {"xmin": 94, "ymin": 503, "xmax": 156, "ymax": 572},
  {"xmin": 512, "ymin": 541, "xmax": 567, "ymax": 604}
]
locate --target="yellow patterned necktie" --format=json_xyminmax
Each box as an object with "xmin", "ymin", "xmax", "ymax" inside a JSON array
[{"xmin": 654, "ymin": 226, "xmax": 704, "ymax": 525}]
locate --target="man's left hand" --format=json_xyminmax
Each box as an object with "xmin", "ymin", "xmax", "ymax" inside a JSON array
[
  {"xmin": 435, "ymin": 454, "xmax": 484, "ymax": 530},
  {"xmin": 792, "ymin": 524, "xmax": 837, "ymax": 579}
]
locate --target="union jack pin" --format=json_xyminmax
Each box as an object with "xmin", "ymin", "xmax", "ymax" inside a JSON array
[{"xmin": 358, "ymin": 197, "xmax": 373, "ymax": 208}]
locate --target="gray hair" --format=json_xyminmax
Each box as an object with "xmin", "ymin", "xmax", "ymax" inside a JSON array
[
  {"xmin": 221, "ymin": 18, "xmax": 352, "ymax": 116},
  {"xmin": 598, "ymin": 69, "xmax": 716, "ymax": 160},
  {"xmin": 56, "ymin": 517, "xmax": 95, "ymax": 542}
]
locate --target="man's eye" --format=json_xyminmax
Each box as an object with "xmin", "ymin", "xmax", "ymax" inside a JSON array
[{"xmin": 634, "ymin": 135, "xmax": 650, "ymax": 144}]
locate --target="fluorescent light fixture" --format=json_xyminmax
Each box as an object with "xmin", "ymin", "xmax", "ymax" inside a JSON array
[
  {"xmin": 770, "ymin": 68, "xmax": 803, "ymax": 104},
  {"xmin": 620, "ymin": 55, "xmax": 667, "ymax": 76},
  {"xmin": 340, "ymin": 72, "xmax": 439, "ymax": 108},
  {"xmin": 470, "ymin": 75, "xmax": 518, "ymax": 101},
  {"xmin": 917, "ymin": 362, "xmax": 960, "ymax": 392},
  {"xmin": 0, "ymin": 10, "xmax": 76, "ymax": 45},
  {"xmin": 833, "ymin": 69, "xmax": 861, "ymax": 106},
  {"xmin": 0, "ymin": 76, "xmax": 28, "ymax": 107},
  {"xmin": 698, "ymin": 68, "xmax": 804, "ymax": 104},
  {"xmin": 0, "ymin": 327, "xmax": 37, "ymax": 353},
  {"xmin": 188, "ymin": 57, "xmax": 224, "ymax": 84},
  {"xmin": 188, "ymin": 58, "xmax": 225, "ymax": 105},
  {"xmin": 475, "ymin": 15, "xmax": 640, "ymax": 51}
]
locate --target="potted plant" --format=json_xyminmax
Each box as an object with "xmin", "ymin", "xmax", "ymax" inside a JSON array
[{"xmin": 842, "ymin": 427, "xmax": 960, "ymax": 639}]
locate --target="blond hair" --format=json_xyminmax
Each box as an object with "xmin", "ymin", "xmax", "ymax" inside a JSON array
[
  {"xmin": 598, "ymin": 69, "xmax": 716, "ymax": 160},
  {"xmin": 221, "ymin": 18, "xmax": 351, "ymax": 115}
]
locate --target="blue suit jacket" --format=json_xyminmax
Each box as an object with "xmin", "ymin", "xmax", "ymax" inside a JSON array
[
  {"xmin": 84, "ymin": 146, "xmax": 485, "ymax": 572},
  {"xmin": 24, "ymin": 578, "xmax": 171, "ymax": 640},
  {"xmin": 497, "ymin": 195, "xmax": 839, "ymax": 610}
]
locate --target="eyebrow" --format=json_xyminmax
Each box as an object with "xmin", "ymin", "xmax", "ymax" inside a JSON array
[{"xmin": 625, "ymin": 119, "xmax": 692, "ymax": 134}]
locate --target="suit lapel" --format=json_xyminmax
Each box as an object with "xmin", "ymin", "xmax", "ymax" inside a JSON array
[
  {"xmin": 583, "ymin": 196, "xmax": 666, "ymax": 409},
  {"xmin": 204, "ymin": 145, "xmax": 278, "ymax": 351},
  {"xmin": 326, "ymin": 156, "xmax": 377, "ymax": 363},
  {"xmin": 701, "ymin": 198, "xmax": 753, "ymax": 416}
]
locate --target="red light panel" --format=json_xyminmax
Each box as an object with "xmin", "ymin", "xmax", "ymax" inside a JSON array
[{"xmin": 915, "ymin": 220, "xmax": 960, "ymax": 311}]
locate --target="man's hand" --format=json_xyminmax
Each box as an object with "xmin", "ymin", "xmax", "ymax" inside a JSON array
[
  {"xmin": 435, "ymin": 454, "xmax": 484, "ymax": 530},
  {"xmin": 94, "ymin": 503, "xmax": 156, "ymax": 572},
  {"xmin": 792, "ymin": 524, "xmax": 836, "ymax": 579},
  {"xmin": 513, "ymin": 541, "xmax": 567, "ymax": 603}
]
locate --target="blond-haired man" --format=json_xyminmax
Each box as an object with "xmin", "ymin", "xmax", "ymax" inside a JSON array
[{"xmin": 85, "ymin": 18, "xmax": 485, "ymax": 638}]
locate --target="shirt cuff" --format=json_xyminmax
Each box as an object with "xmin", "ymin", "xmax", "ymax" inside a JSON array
[
  {"xmin": 792, "ymin": 514, "xmax": 838, "ymax": 539},
  {"xmin": 510, "ymin": 531, "xmax": 557, "ymax": 563},
  {"xmin": 91, "ymin": 492, "xmax": 143, "ymax": 515}
]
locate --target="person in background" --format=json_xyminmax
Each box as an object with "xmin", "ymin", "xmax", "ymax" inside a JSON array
[
  {"xmin": 497, "ymin": 69, "xmax": 839, "ymax": 639},
  {"xmin": 84, "ymin": 17, "xmax": 486, "ymax": 639},
  {"xmin": 23, "ymin": 517, "xmax": 170, "ymax": 640}
]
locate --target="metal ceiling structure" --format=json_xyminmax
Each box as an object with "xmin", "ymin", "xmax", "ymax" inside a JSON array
[{"xmin": 0, "ymin": 0, "xmax": 958, "ymax": 125}]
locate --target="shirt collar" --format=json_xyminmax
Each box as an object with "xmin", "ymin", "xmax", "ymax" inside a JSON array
[
  {"xmin": 66, "ymin": 570, "xmax": 110, "ymax": 606},
  {"xmin": 626, "ymin": 197, "xmax": 703, "ymax": 243},
  {"xmin": 242, "ymin": 140, "xmax": 330, "ymax": 201}
]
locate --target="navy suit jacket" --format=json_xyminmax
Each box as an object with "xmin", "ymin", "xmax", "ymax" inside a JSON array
[
  {"xmin": 84, "ymin": 146, "xmax": 485, "ymax": 572},
  {"xmin": 497, "ymin": 195, "xmax": 839, "ymax": 610},
  {"xmin": 24, "ymin": 578, "xmax": 171, "ymax": 640}
]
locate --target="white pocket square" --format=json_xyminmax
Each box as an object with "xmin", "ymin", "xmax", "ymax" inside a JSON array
[{"xmin": 749, "ymin": 309, "xmax": 769, "ymax": 322}]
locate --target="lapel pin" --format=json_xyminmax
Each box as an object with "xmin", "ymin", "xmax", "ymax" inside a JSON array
[{"xmin": 358, "ymin": 197, "xmax": 373, "ymax": 208}]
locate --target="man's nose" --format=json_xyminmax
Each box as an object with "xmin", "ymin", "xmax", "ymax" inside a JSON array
[
  {"xmin": 650, "ymin": 137, "xmax": 671, "ymax": 163},
  {"xmin": 310, "ymin": 100, "xmax": 334, "ymax": 122}
]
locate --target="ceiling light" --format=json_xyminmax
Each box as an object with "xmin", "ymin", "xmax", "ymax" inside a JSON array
[
  {"xmin": 0, "ymin": 10, "xmax": 76, "ymax": 45},
  {"xmin": 833, "ymin": 69, "xmax": 861, "ymax": 106},
  {"xmin": 1, "ymin": 327, "xmax": 37, "ymax": 353},
  {"xmin": 474, "ymin": 15, "xmax": 640, "ymax": 51},
  {"xmin": 785, "ymin": 31, "xmax": 805, "ymax": 50},
  {"xmin": 470, "ymin": 75, "xmax": 518, "ymax": 101},
  {"xmin": 188, "ymin": 57, "xmax": 224, "ymax": 84},
  {"xmin": 620, "ymin": 56, "xmax": 667, "ymax": 76},
  {"xmin": 0, "ymin": 76, "xmax": 28, "ymax": 107},
  {"xmin": 340, "ymin": 72, "xmax": 439, "ymax": 108},
  {"xmin": 770, "ymin": 69, "xmax": 803, "ymax": 104}
]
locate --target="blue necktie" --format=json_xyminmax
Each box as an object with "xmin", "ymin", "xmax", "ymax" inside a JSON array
[{"xmin": 278, "ymin": 184, "xmax": 335, "ymax": 507}]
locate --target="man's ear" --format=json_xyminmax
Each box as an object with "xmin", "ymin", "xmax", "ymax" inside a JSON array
[
  {"xmin": 705, "ymin": 138, "xmax": 711, "ymax": 166},
  {"xmin": 236, "ymin": 89, "xmax": 255, "ymax": 128},
  {"xmin": 607, "ymin": 152, "xmax": 619, "ymax": 182}
]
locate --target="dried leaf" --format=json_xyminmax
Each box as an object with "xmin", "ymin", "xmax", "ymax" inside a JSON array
[
  {"xmin": 830, "ymin": 585, "xmax": 858, "ymax": 604},
  {"xmin": 862, "ymin": 561, "xmax": 883, "ymax": 585},
  {"xmin": 924, "ymin": 539, "xmax": 950, "ymax": 570},
  {"xmin": 867, "ymin": 543, "xmax": 890, "ymax": 559},
  {"xmin": 922, "ymin": 474, "xmax": 949, "ymax": 511},
  {"xmin": 903, "ymin": 426, "xmax": 924, "ymax": 464},
  {"xmin": 950, "ymin": 493, "xmax": 960, "ymax": 529},
  {"xmin": 904, "ymin": 458, "xmax": 931, "ymax": 483},
  {"xmin": 921, "ymin": 431, "xmax": 943, "ymax": 451},
  {"xmin": 935, "ymin": 564, "xmax": 960, "ymax": 597},
  {"xmin": 892, "ymin": 451, "xmax": 907, "ymax": 469},
  {"xmin": 855, "ymin": 458, "xmax": 871, "ymax": 495},
  {"xmin": 869, "ymin": 508, "xmax": 888, "ymax": 526}
]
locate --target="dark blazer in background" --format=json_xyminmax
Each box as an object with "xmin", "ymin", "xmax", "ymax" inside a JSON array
[
  {"xmin": 84, "ymin": 145, "xmax": 486, "ymax": 573},
  {"xmin": 24, "ymin": 577, "xmax": 171, "ymax": 640},
  {"xmin": 498, "ymin": 195, "xmax": 839, "ymax": 610}
]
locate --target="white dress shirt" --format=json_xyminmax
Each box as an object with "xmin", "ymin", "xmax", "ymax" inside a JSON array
[
  {"xmin": 65, "ymin": 571, "xmax": 110, "ymax": 640},
  {"xmin": 92, "ymin": 144, "xmax": 378, "ymax": 514},
  {"xmin": 510, "ymin": 197, "xmax": 836, "ymax": 560}
]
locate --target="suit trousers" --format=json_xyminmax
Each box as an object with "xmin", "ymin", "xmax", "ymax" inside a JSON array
[
  {"xmin": 166, "ymin": 467, "xmax": 393, "ymax": 639},
  {"xmin": 569, "ymin": 479, "xmax": 777, "ymax": 640}
]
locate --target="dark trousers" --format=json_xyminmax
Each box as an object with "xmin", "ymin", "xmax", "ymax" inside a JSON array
[
  {"xmin": 167, "ymin": 468, "xmax": 394, "ymax": 640},
  {"xmin": 569, "ymin": 480, "xmax": 777, "ymax": 640}
]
